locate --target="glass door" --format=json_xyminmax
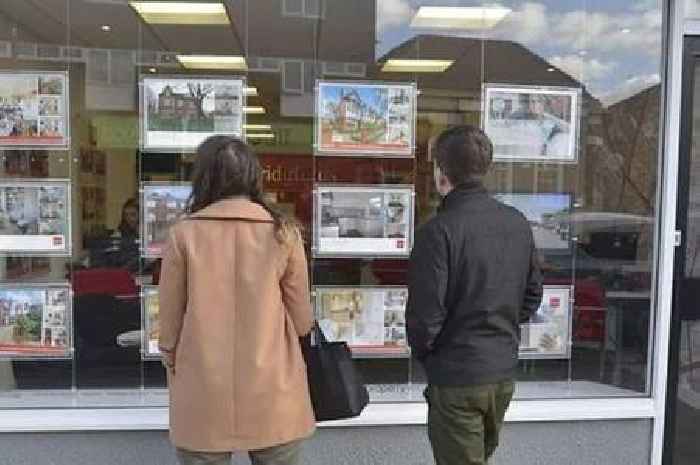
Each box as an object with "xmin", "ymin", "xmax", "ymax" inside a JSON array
[{"xmin": 664, "ymin": 35, "xmax": 700, "ymax": 465}]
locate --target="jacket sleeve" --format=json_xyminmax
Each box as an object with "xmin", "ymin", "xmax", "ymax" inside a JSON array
[
  {"xmin": 158, "ymin": 227, "xmax": 187, "ymax": 356},
  {"xmin": 281, "ymin": 236, "xmax": 314, "ymax": 337},
  {"xmin": 520, "ymin": 243, "xmax": 544, "ymax": 323},
  {"xmin": 406, "ymin": 221, "xmax": 449, "ymax": 361}
]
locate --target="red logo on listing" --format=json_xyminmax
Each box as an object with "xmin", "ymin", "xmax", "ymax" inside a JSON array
[
  {"xmin": 53, "ymin": 236, "xmax": 63, "ymax": 246},
  {"xmin": 550, "ymin": 297, "xmax": 561, "ymax": 307}
]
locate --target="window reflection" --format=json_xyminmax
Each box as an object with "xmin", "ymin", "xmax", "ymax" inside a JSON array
[{"xmin": 0, "ymin": 0, "xmax": 663, "ymax": 405}]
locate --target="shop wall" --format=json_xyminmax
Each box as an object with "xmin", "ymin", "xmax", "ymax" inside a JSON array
[{"xmin": 0, "ymin": 421, "xmax": 652, "ymax": 465}]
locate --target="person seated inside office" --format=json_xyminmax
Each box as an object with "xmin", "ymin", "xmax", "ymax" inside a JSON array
[{"xmin": 86, "ymin": 198, "xmax": 140, "ymax": 272}]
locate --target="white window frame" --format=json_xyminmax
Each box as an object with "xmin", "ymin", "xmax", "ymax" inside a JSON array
[{"xmin": 0, "ymin": 7, "xmax": 682, "ymax": 465}]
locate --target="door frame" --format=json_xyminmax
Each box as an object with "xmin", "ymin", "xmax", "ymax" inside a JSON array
[{"xmin": 661, "ymin": 33, "xmax": 700, "ymax": 465}]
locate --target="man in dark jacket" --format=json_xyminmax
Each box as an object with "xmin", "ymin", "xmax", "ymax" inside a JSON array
[{"xmin": 407, "ymin": 125, "xmax": 543, "ymax": 465}]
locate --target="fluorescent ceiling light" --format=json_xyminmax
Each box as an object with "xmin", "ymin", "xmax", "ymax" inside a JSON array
[
  {"xmin": 243, "ymin": 106, "xmax": 266, "ymax": 114},
  {"xmin": 246, "ymin": 133, "xmax": 275, "ymax": 140},
  {"xmin": 411, "ymin": 6, "xmax": 511, "ymax": 30},
  {"xmin": 130, "ymin": 2, "xmax": 229, "ymax": 25},
  {"xmin": 245, "ymin": 86, "xmax": 258, "ymax": 96},
  {"xmin": 382, "ymin": 59, "xmax": 454, "ymax": 73},
  {"xmin": 244, "ymin": 124, "xmax": 272, "ymax": 131},
  {"xmin": 176, "ymin": 55, "xmax": 247, "ymax": 70}
]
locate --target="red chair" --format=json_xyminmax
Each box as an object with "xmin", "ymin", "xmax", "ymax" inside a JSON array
[{"xmin": 72, "ymin": 268, "xmax": 139, "ymax": 300}]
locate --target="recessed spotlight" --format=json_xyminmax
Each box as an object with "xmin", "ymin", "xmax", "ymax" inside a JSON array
[
  {"xmin": 101, "ymin": 25, "xmax": 112, "ymax": 32},
  {"xmin": 547, "ymin": 67, "xmax": 555, "ymax": 72},
  {"xmin": 148, "ymin": 67, "xmax": 157, "ymax": 73}
]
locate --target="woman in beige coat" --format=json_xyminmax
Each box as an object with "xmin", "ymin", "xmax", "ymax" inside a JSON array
[{"xmin": 158, "ymin": 136, "xmax": 316, "ymax": 465}]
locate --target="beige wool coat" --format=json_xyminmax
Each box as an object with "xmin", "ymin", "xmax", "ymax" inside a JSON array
[{"xmin": 158, "ymin": 198, "xmax": 316, "ymax": 452}]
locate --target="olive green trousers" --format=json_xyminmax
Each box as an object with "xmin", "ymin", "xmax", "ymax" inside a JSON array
[{"xmin": 425, "ymin": 381, "xmax": 515, "ymax": 465}]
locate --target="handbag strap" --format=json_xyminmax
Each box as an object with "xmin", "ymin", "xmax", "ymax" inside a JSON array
[{"xmin": 312, "ymin": 322, "xmax": 329, "ymax": 347}]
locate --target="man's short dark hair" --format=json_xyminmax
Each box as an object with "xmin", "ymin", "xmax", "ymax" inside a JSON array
[{"xmin": 433, "ymin": 125, "xmax": 493, "ymax": 186}]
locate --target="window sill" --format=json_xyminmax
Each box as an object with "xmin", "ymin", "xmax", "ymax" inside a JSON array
[{"xmin": 0, "ymin": 397, "xmax": 656, "ymax": 432}]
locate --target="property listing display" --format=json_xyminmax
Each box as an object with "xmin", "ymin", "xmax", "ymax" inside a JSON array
[
  {"xmin": 519, "ymin": 285, "xmax": 573, "ymax": 359},
  {"xmin": 313, "ymin": 184, "xmax": 414, "ymax": 258},
  {"xmin": 141, "ymin": 183, "xmax": 191, "ymax": 258},
  {"xmin": 0, "ymin": 71, "xmax": 69, "ymax": 149},
  {"xmin": 141, "ymin": 285, "xmax": 160, "ymax": 359},
  {"xmin": 316, "ymin": 81, "xmax": 416, "ymax": 157},
  {"xmin": 0, "ymin": 283, "xmax": 72, "ymax": 359},
  {"xmin": 494, "ymin": 193, "xmax": 572, "ymax": 251},
  {"xmin": 0, "ymin": 180, "xmax": 71, "ymax": 255},
  {"xmin": 140, "ymin": 76, "xmax": 245, "ymax": 152},
  {"xmin": 483, "ymin": 84, "xmax": 580, "ymax": 163},
  {"xmin": 315, "ymin": 286, "xmax": 409, "ymax": 356}
]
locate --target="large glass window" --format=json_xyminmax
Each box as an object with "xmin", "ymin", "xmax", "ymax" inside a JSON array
[{"xmin": 0, "ymin": 0, "xmax": 664, "ymax": 409}]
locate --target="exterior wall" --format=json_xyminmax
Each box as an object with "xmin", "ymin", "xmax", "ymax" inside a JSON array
[{"xmin": 0, "ymin": 420, "xmax": 652, "ymax": 465}]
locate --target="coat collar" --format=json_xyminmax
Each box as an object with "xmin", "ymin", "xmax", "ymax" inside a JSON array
[
  {"xmin": 440, "ymin": 179, "xmax": 488, "ymax": 210},
  {"xmin": 189, "ymin": 198, "xmax": 273, "ymax": 222}
]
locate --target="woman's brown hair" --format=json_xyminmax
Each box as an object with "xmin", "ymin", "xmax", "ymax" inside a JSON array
[{"xmin": 186, "ymin": 135, "xmax": 299, "ymax": 243}]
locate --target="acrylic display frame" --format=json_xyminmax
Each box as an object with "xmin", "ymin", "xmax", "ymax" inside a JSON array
[
  {"xmin": 139, "ymin": 75, "xmax": 246, "ymax": 153},
  {"xmin": 0, "ymin": 282, "xmax": 73, "ymax": 360},
  {"xmin": 313, "ymin": 285, "xmax": 410, "ymax": 358},
  {"xmin": 482, "ymin": 83, "xmax": 582, "ymax": 163},
  {"xmin": 519, "ymin": 284, "xmax": 574, "ymax": 360},
  {"xmin": 0, "ymin": 70, "xmax": 70, "ymax": 150},
  {"xmin": 314, "ymin": 80, "xmax": 417, "ymax": 158},
  {"xmin": 0, "ymin": 178, "xmax": 72, "ymax": 256},
  {"xmin": 312, "ymin": 183, "xmax": 415, "ymax": 259},
  {"xmin": 140, "ymin": 181, "xmax": 191, "ymax": 258}
]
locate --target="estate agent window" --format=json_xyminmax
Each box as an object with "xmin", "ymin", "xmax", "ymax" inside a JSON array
[{"xmin": 0, "ymin": 0, "xmax": 663, "ymax": 407}]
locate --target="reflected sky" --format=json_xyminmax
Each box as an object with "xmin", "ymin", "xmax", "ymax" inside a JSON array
[{"xmin": 376, "ymin": 0, "xmax": 662, "ymax": 106}]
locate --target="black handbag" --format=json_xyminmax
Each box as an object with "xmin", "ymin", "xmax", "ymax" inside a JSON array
[{"xmin": 301, "ymin": 325, "xmax": 369, "ymax": 422}]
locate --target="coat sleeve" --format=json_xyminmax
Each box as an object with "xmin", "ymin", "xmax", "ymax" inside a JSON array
[
  {"xmin": 406, "ymin": 221, "xmax": 449, "ymax": 361},
  {"xmin": 281, "ymin": 236, "xmax": 314, "ymax": 337},
  {"xmin": 520, "ymin": 243, "xmax": 544, "ymax": 323},
  {"xmin": 158, "ymin": 227, "xmax": 187, "ymax": 357}
]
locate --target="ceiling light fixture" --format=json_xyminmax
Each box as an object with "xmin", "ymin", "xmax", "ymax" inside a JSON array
[
  {"xmin": 246, "ymin": 133, "xmax": 275, "ymax": 140},
  {"xmin": 621, "ymin": 28, "xmax": 631, "ymax": 34},
  {"xmin": 245, "ymin": 86, "xmax": 258, "ymax": 97},
  {"xmin": 381, "ymin": 59, "xmax": 454, "ymax": 73},
  {"xmin": 129, "ymin": 1, "xmax": 229, "ymax": 25},
  {"xmin": 101, "ymin": 25, "xmax": 112, "ymax": 32},
  {"xmin": 149, "ymin": 67, "xmax": 157, "ymax": 73},
  {"xmin": 547, "ymin": 67, "xmax": 555, "ymax": 72},
  {"xmin": 243, "ymin": 106, "xmax": 266, "ymax": 114},
  {"xmin": 244, "ymin": 124, "xmax": 272, "ymax": 131},
  {"xmin": 176, "ymin": 55, "xmax": 248, "ymax": 70},
  {"xmin": 410, "ymin": 6, "xmax": 512, "ymax": 30}
]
